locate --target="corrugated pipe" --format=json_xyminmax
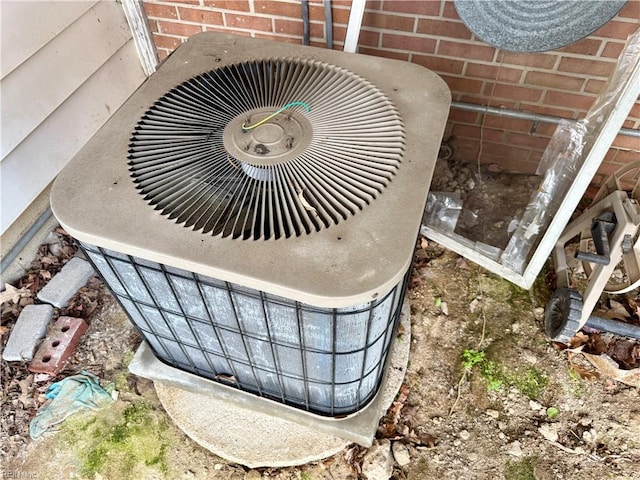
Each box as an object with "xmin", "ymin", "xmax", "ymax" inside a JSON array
[{"xmin": 451, "ymin": 101, "xmax": 640, "ymax": 138}]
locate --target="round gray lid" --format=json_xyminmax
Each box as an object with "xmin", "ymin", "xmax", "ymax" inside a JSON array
[{"xmin": 454, "ymin": 0, "xmax": 627, "ymax": 52}]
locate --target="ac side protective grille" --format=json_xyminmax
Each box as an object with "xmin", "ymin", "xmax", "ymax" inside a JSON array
[{"xmin": 81, "ymin": 242, "xmax": 408, "ymax": 416}]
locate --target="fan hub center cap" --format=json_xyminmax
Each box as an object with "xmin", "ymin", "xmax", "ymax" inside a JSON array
[
  {"xmin": 223, "ymin": 107, "xmax": 313, "ymax": 166},
  {"xmin": 253, "ymin": 123, "xmax": 284, "ymax": 144}
]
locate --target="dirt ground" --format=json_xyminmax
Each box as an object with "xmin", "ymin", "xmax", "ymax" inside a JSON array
[
  {"xmin": 428, "ymin": 156, "xmax": 542, "ymax": 250},
  {"xmin": 2, "ymin": 159, "xmax": 639, "ymax": 480}
]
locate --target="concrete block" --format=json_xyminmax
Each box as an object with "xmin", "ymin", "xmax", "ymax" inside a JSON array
[
  {"xmin": 37, "ymin": 257, "xmax": 94, "ymax": 308},
  {"xmin": 362, "ymin": 439, "xmax": 393, "ymax": 480},
  {"xmin": 2, "ymin": 304, "xmax": 53, "ymax": 362},
  {"xmin": 29, "ymin": 316, "xmax": 88, "ymax": 375}
]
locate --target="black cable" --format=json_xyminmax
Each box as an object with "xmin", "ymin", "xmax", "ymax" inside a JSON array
[
  {"xmin": 324, "ymin": 0, "xmax": 333, "ymax": 49},
  {"xmin": 301, "ymin": 0, "xmax": 310, "ymax": 46}
]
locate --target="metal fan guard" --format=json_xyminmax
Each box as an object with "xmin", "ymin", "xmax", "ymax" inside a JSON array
[{"xmin": 128, "ymin": 58, "xmax": 405, "ymax": 240}]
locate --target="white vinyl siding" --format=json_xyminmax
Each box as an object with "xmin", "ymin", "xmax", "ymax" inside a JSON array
[{"xmin": 1, "ymin": 1, "xmax": 147, "ymax": 233}]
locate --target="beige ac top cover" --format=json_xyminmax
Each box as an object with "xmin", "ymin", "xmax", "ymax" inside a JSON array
[{"xmin": 51, "ymin": 32, "xmax": 451, "ymax": 307}]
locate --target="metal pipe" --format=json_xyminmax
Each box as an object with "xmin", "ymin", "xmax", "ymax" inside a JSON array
[
  {"xmin": 451, "ymin": 101, "xmax": 640, "ymax": 138},
  {"xmin": 0, "ymin": 206, "xmax": 53, "ymax": 274},
  {"xmin": 301, "ymin": 0, "xmax": 310, "ymax": 46},
  {"xmin": 324, "ymin": 0, "xmax": 333, "ymax": 50},
  {"xmin": 586, "ymin": 314, "xmax": 640, "ymax": 340}
]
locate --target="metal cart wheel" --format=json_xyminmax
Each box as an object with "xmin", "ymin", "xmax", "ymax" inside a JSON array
[
  {"xmin": 580, "ymin": 161, "xmax": 640, "ymax": 294},
  {"xmin": 545, "ymin": 288, "xmax": 583, "ymax": 343}
]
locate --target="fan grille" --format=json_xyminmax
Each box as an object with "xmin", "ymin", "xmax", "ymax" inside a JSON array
[{"xmin": 128, "ymin": 59, "xmax": 405, "ymax": 240}]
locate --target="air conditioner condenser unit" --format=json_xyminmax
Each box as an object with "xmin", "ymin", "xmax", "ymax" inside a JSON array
[{"xmin": 50, "ymin": 32, "xmax": 450, "ymax": 443}]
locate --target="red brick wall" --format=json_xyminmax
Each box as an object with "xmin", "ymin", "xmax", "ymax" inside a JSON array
[{"xmin": 142, "ymin": 0, "xmax": 640, "ymax": 186}]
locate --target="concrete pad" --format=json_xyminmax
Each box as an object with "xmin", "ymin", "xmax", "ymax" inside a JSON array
[
  {"xmin": 149, "ymin": 299, "xmax": 412, "ymax": 468},
  {"xmin": 156, "ymin": 382, "xmax": 349, "ymax": 468},
  {"xmin": 3, "ymin": 304, "xmax": 53, "ymax": 362},
  {"xmin": 37, "ymin": 257, "xmax": 94, "ymax": 307}
]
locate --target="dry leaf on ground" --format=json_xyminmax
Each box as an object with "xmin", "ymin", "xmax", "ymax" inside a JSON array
[{"xmin": 0, "ymin": 284, "xmax": 29, "ymax": 305}]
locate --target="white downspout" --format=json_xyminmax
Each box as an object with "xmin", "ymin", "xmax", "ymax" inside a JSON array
[{"xmin": 343, "ymin": 0, "xmax": 366, "ymax": 53}]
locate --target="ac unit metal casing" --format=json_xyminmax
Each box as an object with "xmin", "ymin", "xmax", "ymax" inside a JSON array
[{"xmin": 51, "ymin": 32, "xmax": 450, "ymax": 418}]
